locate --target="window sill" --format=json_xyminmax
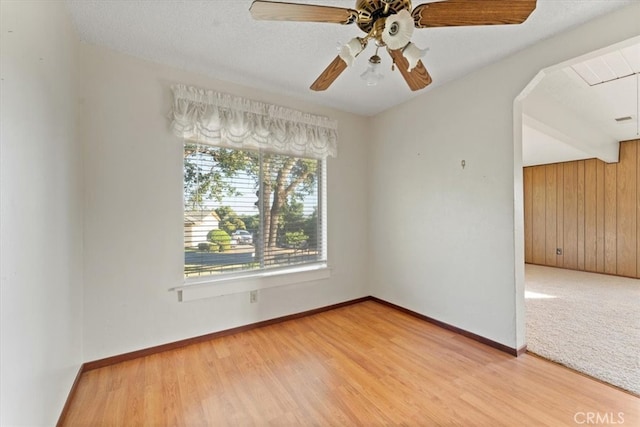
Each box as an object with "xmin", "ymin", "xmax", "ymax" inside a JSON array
[{"xmin": 172, "ymin": 264, "xmax": 331, "ymax": 302}]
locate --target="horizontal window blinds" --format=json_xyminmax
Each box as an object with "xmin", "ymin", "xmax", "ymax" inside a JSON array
[{"xmin": 184, "ymin": 144, "xmax": 325, "ymax": 279}]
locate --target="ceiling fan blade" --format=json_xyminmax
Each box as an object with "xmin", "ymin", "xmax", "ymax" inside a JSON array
[
  {"xmin": 250, "ymin": 1, "xmax": 358, "ymax": 25},
  {"xmin": 412, "ymin": 0, "xmax": 537, "ymax": 28},
  {"xmin": 388, "ymin": 49, "xmax": 433, "ymax": 91},
  {"xmin": 310, "ymin": 55, "xmax": 348, "ymax": 91}
]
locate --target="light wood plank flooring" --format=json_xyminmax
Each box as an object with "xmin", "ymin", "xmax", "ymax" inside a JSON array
[{"xmin": 63, "ymin": 301, "xmax": 639, "ymax": 426}]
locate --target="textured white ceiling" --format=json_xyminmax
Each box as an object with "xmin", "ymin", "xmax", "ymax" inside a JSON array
[
  {"xmin": 65, "ymin": 0, "xmax": 635, "ymax": 116},
  {"xmin": 571, "ymin": 44, "xmax": 640, "ymax": 85},
  {"xmin": 540, "ymin": 63, "xmax": 639, "ymax": 143},
  {"xmin": 522, "ymin": 37, "xmax": 640, "ymax": 166}
]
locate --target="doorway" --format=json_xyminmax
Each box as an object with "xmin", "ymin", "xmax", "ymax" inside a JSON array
[{"xmin": 514, "ymin": 36, "xmax": 640, "ymax": 395}]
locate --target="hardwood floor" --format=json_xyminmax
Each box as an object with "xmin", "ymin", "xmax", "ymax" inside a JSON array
[{"xmin": 63, "ymin": 301, "xmax": 639, "ymax": 426}]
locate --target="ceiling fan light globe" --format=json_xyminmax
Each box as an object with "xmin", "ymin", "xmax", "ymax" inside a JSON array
[
  {"xmin": 339, "ymin": 46, "xmax": 355, "ymax": 67},
  {"xmin": 360, "ymin": 62, "xmax": 384, "ymax": 86},
  {"xmin": 346, "ymin": 37, "xmax": 365, "ymax": 55},
  {"xmin": 403, "ymin": 42, "xmax": 427, "ymax": 71},
  {"xmin": 382, "ymin": 9, "xmax": 414, "ymax": 50},
  {"xmin": 338, "ymin": 37, "xmax": 365, "ymax": 67}
]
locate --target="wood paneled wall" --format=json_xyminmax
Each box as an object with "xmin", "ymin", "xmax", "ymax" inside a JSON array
[{"xmin": 524, "ymin": 139, "xmax": 640, "ymax": 279}]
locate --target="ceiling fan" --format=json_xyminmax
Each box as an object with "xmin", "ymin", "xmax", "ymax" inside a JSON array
[{"xmin": 250, "ymin": 0, "xmax": 537, "ymax": 91}]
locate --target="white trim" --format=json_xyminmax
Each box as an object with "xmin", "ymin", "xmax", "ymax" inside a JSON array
[
  {"xmin": 173, "ymin": 264, "xmax": 331, "ymax": 302},
  {"xmin": 319, "ymin": 160, "xmax": 328, "ymax": 261}
]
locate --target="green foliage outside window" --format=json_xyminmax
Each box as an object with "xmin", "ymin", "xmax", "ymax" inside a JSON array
[
  {"xmin": 284, "ymin": 231, "xmax": 309, "ymax": 248},
  {"xmin": 207, "ymin": 229, "xmax": 232, "ymax": 252}
]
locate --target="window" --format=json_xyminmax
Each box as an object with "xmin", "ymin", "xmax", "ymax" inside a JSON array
[
  {"xmin": 184, "ymin": 143, "xmax": 326, "ymax": 279},
  {"xmin": 170, "ymin": 84, "xmax": 336, "ymax": 284}
]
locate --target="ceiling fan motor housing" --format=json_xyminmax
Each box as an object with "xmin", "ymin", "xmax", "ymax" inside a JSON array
[{"xmin": 355, "ymin": 0, "xmax": 412, "ymax": 33}]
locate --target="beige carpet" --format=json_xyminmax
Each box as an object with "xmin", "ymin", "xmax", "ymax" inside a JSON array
[{"xmin": 525, "ymin": 264, "xmax": 640, "ymax": 395}]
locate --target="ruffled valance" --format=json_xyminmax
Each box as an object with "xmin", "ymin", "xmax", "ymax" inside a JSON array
[{"xmin": 169, "ymin": 84, "xmax": 337, "ymax": 159}]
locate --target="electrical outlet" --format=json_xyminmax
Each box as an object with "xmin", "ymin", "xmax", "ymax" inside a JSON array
[{"xmin": 250, "ymin": 290, "xmax": 258, "ymax": 303}]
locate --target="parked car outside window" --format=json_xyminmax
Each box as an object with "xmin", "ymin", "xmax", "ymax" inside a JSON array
[{"xmin": 232, "ymin": 230, "xmax": 253, "ymax": 245}]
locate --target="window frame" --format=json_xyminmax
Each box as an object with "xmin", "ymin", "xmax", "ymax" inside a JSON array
[{"xmin": 180, "ymin": 143, "xmax": 330, "ymax": 292}]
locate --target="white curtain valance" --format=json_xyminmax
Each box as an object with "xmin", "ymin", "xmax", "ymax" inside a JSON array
[{"xmin": 169, "ymin": 84, "xmax": 337, "ymax": 159}]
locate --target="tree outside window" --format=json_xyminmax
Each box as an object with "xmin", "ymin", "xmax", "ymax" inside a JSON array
[{"xmin": 184, "ymin": 144, "xmax": 324, "ymax": 278}]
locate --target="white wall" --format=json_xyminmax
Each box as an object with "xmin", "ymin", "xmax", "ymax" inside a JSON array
[
  {"xmin": 369, "ymin": 3, "xmax": 640, "ymax": 350},
  {"xmin": 79, "ymin": 45, "xmax": 370, "ymax": 361},
  {"xmin": 0, "ymin": 1, "xmax": 83, "ymax": 425}
]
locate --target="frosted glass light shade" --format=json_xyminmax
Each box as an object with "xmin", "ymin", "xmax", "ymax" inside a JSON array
[
  {"xmin": 338, "ymin": 37, "xmax": 365, "ymax": 67},
  {"xmin": 382, "ymin": 10, "xmax": 414, "ymax": 50},
  {"xmin": 360, "ymin": 61, "xmax": 384, "ymax": 86},
  {"xmin": 403, "ymin": 42, "xmax": 427, "ymax": 71},
  {"xmin": 339, "ymin": 46, "xmax": 355, "ymax": 67}
]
